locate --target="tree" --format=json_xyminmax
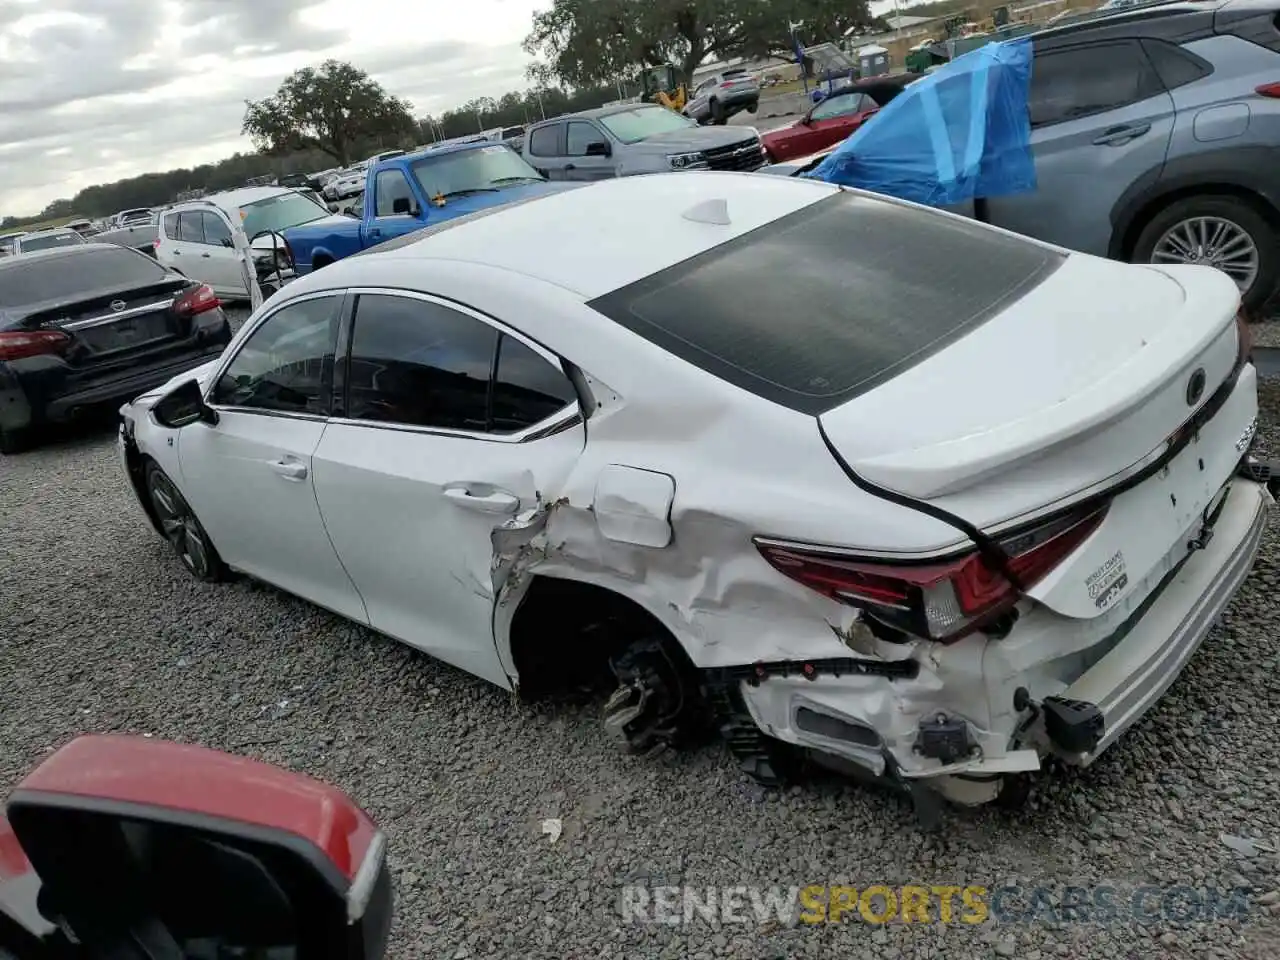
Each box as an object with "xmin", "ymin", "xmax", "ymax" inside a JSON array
[
  {"xmin": 242, "ymin": 60, "xmax": 416, "ymax": 167},
  {"xmin": 523, "ymin": 0, "xmax": 873, "ymax": 89}
]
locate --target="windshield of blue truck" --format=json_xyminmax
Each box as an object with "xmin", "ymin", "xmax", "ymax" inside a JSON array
[
  {"xmin": 411, "ymin": 146, "xmax": 544, "ymax": 200},
  {"xmin": 240, "ymin": 192, "xmax": 329, "ymax": 239}
]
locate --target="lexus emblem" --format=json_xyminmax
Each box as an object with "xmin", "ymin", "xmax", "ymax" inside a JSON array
[
  {"xmin": 109, "ymin": 300, "xmax": 126, "ymax": 312},
  {"xmin": 1186, "ymin": 367, "xmax": 1206, "ymax": 406}
]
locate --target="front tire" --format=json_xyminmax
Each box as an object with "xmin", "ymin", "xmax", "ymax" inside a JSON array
[
  {"xmin": 1132, "ymin": 194, "xmax": 1279, "ymax": 313},
  {"xmin": 144, "ymin": 462, "xmax": 227, "ymax": 582}
]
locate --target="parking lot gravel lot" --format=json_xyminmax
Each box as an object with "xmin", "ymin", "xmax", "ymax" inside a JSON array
[{"xmin": 2, "ymin": 306, "xmax": 1279, "ymax": 959}]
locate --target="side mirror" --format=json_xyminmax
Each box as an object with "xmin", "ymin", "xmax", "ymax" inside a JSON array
[
  {"xmin": 153, "ymin": 378, "xmax": 218, "ymax": 429},
  {"xmin": 221, "ymin": 237, "xmax": 235, "ymax": 248},
  {"xmin": 584, "ymin": 140, "xmax": 611, "ymax": 158},
  {"xmin": 5, "ymin": 735, "xmax": 392, "ymax": 960},
  {"xmin": 327, "ymin": 202, "xmax": 340, "ymax": 213},
  {"xmin": 391, "ymin": 197, "xmax": 415, "ymax": 216}
]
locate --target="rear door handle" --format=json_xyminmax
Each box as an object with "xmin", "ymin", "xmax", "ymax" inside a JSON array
[
  {"xmin": 267, "ymin": 458, "xmax": 308, "ymax": 481},
  {"xmin": 1092, "ymin": 122, "xmax": 1151, "ymax": 146},
  {"xmin": 565, "ymin": 164, "xmax": 576, "ymax": 172},
  {"xmin": 200, "ymin": 253, "xmax": 211, "ymax": 258},
  {"xmin": 367, "ymin": 229, "xmax": 381, "ymax": 239},
  {"xmin": 442, "ymin": 487, "xmax": 519, "ymax": 515}
]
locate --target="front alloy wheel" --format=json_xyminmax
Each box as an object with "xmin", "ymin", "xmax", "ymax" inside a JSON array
[{"xmin": 145, "ymin": 463, "xmax": 226, "ymax": 581}]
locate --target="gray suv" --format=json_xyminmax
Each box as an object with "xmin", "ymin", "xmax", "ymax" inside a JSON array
[
  {"xmin": 988, "ymin": 0, "xmax": 1280, "ymax": 310},
  {"xmin": 770, "ymin": 0, "xmax": 1280, "ymax": 310},
  {"xmin": 522, "ymin": 104, "xmax": 767, "ymax": 181}
]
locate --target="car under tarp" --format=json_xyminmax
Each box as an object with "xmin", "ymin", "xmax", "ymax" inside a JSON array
[{"xmin": 804, "ymin": 38, "xmax": 1036, "ymax": 210}]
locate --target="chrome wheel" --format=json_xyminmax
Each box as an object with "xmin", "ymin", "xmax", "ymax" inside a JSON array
[
  {"xmin": 147, "ymin": 471, "xmax": 212, "ymax": 578},
  {"xmin": 1150, "ymin": 216, "xmax": 1260, "ymax": 293}
]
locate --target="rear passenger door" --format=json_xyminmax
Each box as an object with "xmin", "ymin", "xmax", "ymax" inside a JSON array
[
  {"xmin": 985, "ymin": 39, "xmax": 1176, "ymax": 256},
  {"xmin": 311, "ymin": 291, "xmax": 585, "ymax": 687},
  {"xmin": 526, "ymin": 122, "xmax": 567, "ymax": 179}
]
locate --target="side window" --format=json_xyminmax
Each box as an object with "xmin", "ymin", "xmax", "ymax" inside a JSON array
[
  {"xmin": 1140, "ymin": 39, "xmax": 1213, "ymax": 91},
  {"xmin": 375, "ymin": 169, "xmax": 415, "ymax": 217},
  {"xmin": 177, "ymin": 212, "xmax": 205, "ymax": 244},
  {"xmin": 162, "ymin": 213, "xmax": 179, "ymax": 239},
  {"xmin": 351, "ymin": 193, "xmax": 365, "ymax": 218},
  {"xmin": 201, "ymin": 212, "xmax": 232, "ymax": 247},
  {"xmin": 1029, "ymin": 42, "xmax": 1164, "ymax": 127},
  {"xmin": 528, "ymin": 124, "xmax": 560, "ymax": 157},
  {"xmin": 346, "ymin": 294, "xmax": 496, "ymax": 431},
  {"xmin": 566, "ymin": 122, "xmax": 603, "ymax": 157},
  {"xmin": 212, "ymin": 296, "xmax": 340, "ymax": 415},
  {"xmin": 811, "ymin": 93, "xmax": 866, "ymax": 121},
  {"xmin": 491, "ymin": 335, "xmax": 578, "ymax": 433}
]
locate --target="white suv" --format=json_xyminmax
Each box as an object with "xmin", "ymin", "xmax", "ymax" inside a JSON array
[{"xmin": 155, "ymin": 188, "xmax": 331, "ymax": 299}]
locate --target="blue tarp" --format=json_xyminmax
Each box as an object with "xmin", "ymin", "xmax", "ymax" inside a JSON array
[{"xmin": 804, "ymin": 38, "xmax": 1036, "ymax": 207}]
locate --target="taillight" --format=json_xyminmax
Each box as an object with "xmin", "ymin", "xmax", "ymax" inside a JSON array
[
  {"xmin": 173, "ymin": 283, "xmax": 221, "ymax": 317},
  {"xmin": 152, "ymin": 238, "xmax": 161, "ymax": 249},
  {"xmin": 0, "ymin": 329, "xmax": 71, "ymax": 362},
  {"xmin": 1255, "ymin": 82, "xmax": 1280, "ymax": 98},
  {"xmin": 755, "ymin": 505, "xmax": 1108, "ymax": 642}
]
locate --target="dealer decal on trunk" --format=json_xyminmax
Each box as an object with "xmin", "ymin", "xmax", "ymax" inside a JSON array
[{"xmin": 1086, "ymin": 550, "xmax": 1128, "ymax": 611}]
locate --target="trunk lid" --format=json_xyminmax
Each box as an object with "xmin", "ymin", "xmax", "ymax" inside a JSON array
[
  {"xmin": 25, "ymin": 276, "xmax": 194, "ymax": 370},
  {"xmin": 817, "ymin": 256, "xmax": 1250, "ymax": 619},
  {"xmin": 817, "ymin": 257, "xmax": 1241, "ymax": 513}
]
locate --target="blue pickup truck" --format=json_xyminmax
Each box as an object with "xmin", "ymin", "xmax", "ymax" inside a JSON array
[{"xmin": 284, "ymin": 141, "xmax": 571, "ymax": 273}]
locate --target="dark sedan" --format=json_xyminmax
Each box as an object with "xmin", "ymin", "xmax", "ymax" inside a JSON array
[{"xmin": 0, "ymin": 244, "xmax": 232, "ymax": 454}]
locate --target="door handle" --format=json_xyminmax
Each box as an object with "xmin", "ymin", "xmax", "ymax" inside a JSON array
[
  {"xmin": 442, "ymin": 487, "xmax": 519, "ymax": 515},
  {"xmin": 200, "ymin": 253, "xmax": 211, "ymax": 258},
  {"xmin": 172, "ymin": 250, "xmax": 181, "ymax": 255},
  {"xmin": 267, "ymin": 458, "xmax": 308, "ymax": 481},
  {"xmin": 1092, "ymin": 122, "xmax": 1151, "ymax": 146},
  {"xmin": 565, "ymin": 164, "xmax": 576, "ymax": 172}
]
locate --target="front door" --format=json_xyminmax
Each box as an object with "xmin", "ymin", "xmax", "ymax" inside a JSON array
[
  {"xmin": 311, "ymin": 291, "xmax": 584, "ymax": 687},
  {"xmin": 195, "ymin": 211, "xmax": 249, "ymax": 297},
  {"xmin": 363, "ymin": 168, "xmax": 426, "ymax": 249},
  {"xmin": 178, "ymin": 292, "xmax": 368, "ymax": 623},
  {"xmin": 985, "ymin": 39, "xmax": 1176, "ymax": 256},
  {"xmin": 563, "ymin": 121, "xmax": 616, "ymax": 180}
]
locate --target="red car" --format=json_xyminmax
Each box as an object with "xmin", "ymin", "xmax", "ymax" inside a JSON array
[
  {"xmin": 762, "ymin": 89, "xmax": 883, "ymax": 163},
  {"xmin": 761, "ymin": 75, "xmax": 919, "ymax": 164}
]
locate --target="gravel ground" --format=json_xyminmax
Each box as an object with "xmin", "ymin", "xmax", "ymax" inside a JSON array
[{"xmin": 2, "ymin": 306, "xmax": 1279, "ymax": 958}]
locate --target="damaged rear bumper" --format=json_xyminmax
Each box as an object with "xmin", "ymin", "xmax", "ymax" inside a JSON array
[{"xmin": 721, "ymin": 478, "xmax": 1270, "ymax": 804}]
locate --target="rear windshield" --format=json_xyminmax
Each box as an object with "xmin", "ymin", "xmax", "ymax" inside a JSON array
[
  {"xmin": 0, "ymin": 247, "xmax": 168, "ymax": 309},
  {"xmin": 21, "ymin": 233, "xmax": 83, "ymax": 252},
  {"xmin": 588, "ymin": 191, "xmax": 1063, "ymax": 414}
]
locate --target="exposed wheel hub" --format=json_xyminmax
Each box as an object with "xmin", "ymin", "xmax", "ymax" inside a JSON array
[{"xmin": 602, "ymin": 638, "xmax": 689, "ymax": 756}]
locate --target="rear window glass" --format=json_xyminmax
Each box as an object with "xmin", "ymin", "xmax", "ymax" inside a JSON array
[
  {"xmin": 588, "ymin": 192, "xmax": 1063, "ymax": 414},
  {"xmin": 0, "ymin": 247, "xmax": 167, "ymax": 309},
  {"xmin": 21, "ymin": 233, "xmax": 83, "ymax": 252}
]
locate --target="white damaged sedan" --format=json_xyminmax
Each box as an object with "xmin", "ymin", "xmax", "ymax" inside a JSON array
[{"xmin": 119, "ymin": 172, "xmax": 1270, "ymax": 815}]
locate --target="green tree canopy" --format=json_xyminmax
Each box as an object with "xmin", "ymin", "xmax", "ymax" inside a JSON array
[
  {"xmin": 523, "ymin": 0, "xmax": 873, "ymax": 88},
  {"xmin": 242, "ymin": 60, "xmax": 417, "ymax": 167}
]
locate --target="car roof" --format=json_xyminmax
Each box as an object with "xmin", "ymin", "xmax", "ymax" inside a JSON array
[
  {"xmin": 560, "ymin": 102, "xmax": 673, "ymax": 122},
  {"xmin": 176, "ymin": 186, "xmax": 297, "ymax": 212},
  {"xmin": 22, "ymin": 228, "xmax": 79, "ymax": 238},
  {"xmin": 398, "ymin": 140, "xmax": 513, "ymax": 163},
  {"xmin": 0, "ymin": 244, "xmax": 128, "ymax": 271},
  {"xmin": 1031, "ymin": 0, "xmax": 1224, "ymax": 41},
  {"xmin": 299, "ymin": 172, "xmax": 843, "ymax": 300}
]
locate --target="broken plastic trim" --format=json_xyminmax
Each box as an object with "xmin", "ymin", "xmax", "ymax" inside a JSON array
[{"xmin": 702, "ymin": 656, "xmax": 918, "ymax": 687}]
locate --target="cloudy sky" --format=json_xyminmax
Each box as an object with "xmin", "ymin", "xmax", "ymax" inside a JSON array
[
  {"xmin": 0, "ymin": 0, "xmax": 548, "ymax": 216},
  {"xmin": 0, "ymin": 0, "xmax": 906, "ymax": 217}
]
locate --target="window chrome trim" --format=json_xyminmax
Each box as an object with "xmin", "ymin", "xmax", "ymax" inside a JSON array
[
  {"xmin": 326, "ymin": 404, "xmax": 581, "ymax": 444},
  {"xmin": 203, "ymin": 288, "xmax": 347, "ymax": 413},
  {"xmin": 329, "ymin": 286, "xmax": 582, "ymax": 441},
  {"xmin": 342, "ymin": 286, "xmax": 566, "ymax": 369}
]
